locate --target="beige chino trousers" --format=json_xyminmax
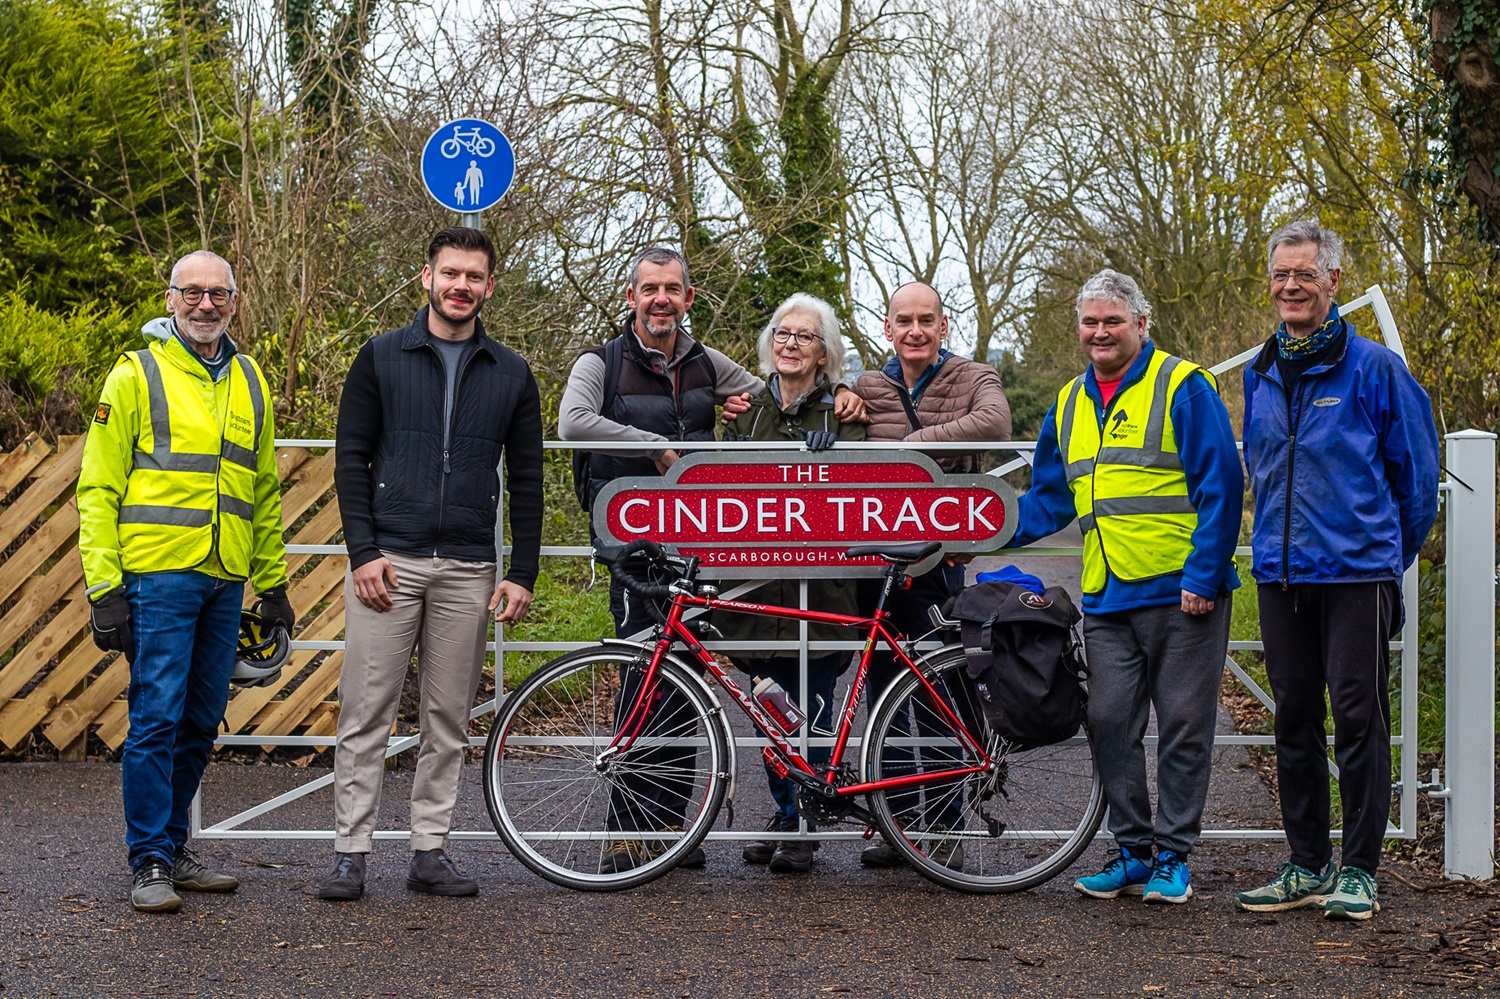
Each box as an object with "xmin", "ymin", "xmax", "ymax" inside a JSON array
[{"xmin": 333, "ymin": 551, "xmax": 494, "ymax": 853}]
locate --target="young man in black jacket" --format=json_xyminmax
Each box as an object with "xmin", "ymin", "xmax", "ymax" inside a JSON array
[{"xmin": 318, "ymin": 227, "xmax": 544, "ymax": 901}]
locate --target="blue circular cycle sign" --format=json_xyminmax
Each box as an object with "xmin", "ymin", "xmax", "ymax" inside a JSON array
[{"xmin": 420, "ymin": 118, "xmax": 515, "ymax": 213}]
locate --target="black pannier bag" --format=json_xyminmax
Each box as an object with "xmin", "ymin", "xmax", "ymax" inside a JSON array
[{"xmin": 944, "ymin": 580, "xmax": 1088, "ymax": 747}]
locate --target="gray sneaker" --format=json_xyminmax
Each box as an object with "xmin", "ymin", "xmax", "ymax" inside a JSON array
[
  {"xmin": 316, "ymin": 852, "xmax": 366, "ymax": 901},
  {"xmin": 407, "ymin": 848, "xmax": 478, "ymax": 897},
  {"xmin": 925, "ymin": 825, "xmax": 966, "ymax": 872},
  {"xmin": 131, "ymin": 861, "xmax": 183, "ymax": 913},
  {"xmin": 1234, "ymin": 860, "xmax": 1336, "ymax": 912},
  {"xmin": 1323, "ymin": 865, "xmax": 1380, "ymax": 921},
  {"xmin": 859, "ymin": 836, "xmax": 907, "ymax": 868},
  {"xmin": 172, "ymin": 848, "xmax": 239, "ymax": 893}
]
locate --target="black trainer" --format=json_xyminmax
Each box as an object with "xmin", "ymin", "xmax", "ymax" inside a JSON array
[
  {"xmin": 743, "ymin": 816, "xmax": 788, "ymax": 865},
  {"xmin": 316, "ymin": 852, "xmax": 366, "ymax": 901},
  {"xmin": 769, "ymin": 838, "xmax": 815, "ymax": 873},
  {"xmin": 407, "ymin": 848, "xmax": 478, "ymax": 897}
]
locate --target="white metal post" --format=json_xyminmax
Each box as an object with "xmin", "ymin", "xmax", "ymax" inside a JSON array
[{"xmin": 1443, "ymin": 429, "xmax": 1497, "ymax": 880}]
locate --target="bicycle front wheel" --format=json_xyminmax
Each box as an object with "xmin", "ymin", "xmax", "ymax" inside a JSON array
[
  {"xmin": 863, "ymin": 649, "xmax": 1104, "ymax": 893},
  {"xmin": 482, "ymin": 646, "xmax": 729, "ymax": 891}
]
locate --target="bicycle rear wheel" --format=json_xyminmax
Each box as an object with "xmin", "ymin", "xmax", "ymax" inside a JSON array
[
  {"xmin": 863, "ymin": 649, "xmax": 1104, "ymax": 893},
  {"xmin": 482, "ymin": 646, "xmax": 729, "ymax": 891}
]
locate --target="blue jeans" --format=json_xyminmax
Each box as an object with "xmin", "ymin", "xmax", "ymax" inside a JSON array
[{"xmin": 121, "ymin": 570, "xmax": 243, "ymax": 870}]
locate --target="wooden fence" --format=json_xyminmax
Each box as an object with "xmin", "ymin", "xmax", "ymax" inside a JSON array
[{"xmin": 0, "ymin": 433, "xmax": 346, "ymax": 757}]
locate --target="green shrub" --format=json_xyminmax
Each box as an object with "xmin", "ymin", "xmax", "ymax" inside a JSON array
[{"xmin": 0, "ymin": 290, "xmax": 153, "ymax": 447}]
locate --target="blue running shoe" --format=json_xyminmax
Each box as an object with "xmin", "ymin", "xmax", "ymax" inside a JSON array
[
  {"xmin": 1142, "ymin": 850, "xmax": 1192, "ymax": 904},
  {"xmin": 1074, "ymin": 848, "xmax": 1153, "ymax": 899}
]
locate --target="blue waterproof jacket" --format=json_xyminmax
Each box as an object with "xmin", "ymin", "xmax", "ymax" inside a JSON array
[{"xmin": 1242, "ymin": 324, "xmax": 1439, "ymax": 585}]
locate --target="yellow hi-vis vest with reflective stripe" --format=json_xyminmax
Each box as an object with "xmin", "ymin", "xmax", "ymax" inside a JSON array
[
  {"xmin": 77, "ymin": 334, "xmax": 289, "ymax": 596},
  {"xmin": 1055, "ymin": 349, "xmax": 1212, "ymax": 595}
]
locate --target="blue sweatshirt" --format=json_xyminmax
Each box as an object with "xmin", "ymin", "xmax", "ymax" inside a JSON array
[{"xmin": 1007, "ymin": 342, "xmax": 1244, "ymax": 614}]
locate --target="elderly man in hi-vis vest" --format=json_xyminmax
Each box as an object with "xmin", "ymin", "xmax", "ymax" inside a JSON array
[{"xmin": 78, "ymin": 250, "xmax": 293, "ymax": 913}]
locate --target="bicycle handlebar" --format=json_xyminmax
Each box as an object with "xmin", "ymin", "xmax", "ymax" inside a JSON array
[{"xmin": 595, "ymin": 540, "xmax": 678, "ymax": 600}]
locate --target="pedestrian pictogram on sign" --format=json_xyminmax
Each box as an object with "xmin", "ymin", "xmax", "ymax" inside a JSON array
[{"xmin": 420, "ymin": 118, "xmax": 515, "ymax": 213}]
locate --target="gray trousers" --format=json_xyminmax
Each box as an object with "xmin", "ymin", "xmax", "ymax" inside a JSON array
[
  {"xmin": 1083, "ymin": 596, "xmax": 1231, "ymax": 857},
  {"xmin": 333, "ymin": 551, "xmax": 495, "ymax": 853}
]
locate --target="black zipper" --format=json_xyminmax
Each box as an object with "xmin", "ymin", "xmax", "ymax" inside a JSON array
[
  {"xmin": 1280, "ymin": 375, "xmax": 1308, "ymax": 590},
  {"xmin": 1092, "ymin": 387, "xmax": 1120, "ymax": 581},
  {"xmin": 432, "ymin": 341, "xmax": 481, "ymax": 556}
]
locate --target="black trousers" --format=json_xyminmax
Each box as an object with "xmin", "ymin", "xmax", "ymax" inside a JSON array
[
  {"xmin": 605, "ymin": 576, "xmax": 696, "ymax": 832},
  {"xmin": 1258, "ymin": 581, "xmax": 1400, "ymax": 874},
  {"xmin": 861, "ymin": 563, "xmax": 965, "ymax": 827}
]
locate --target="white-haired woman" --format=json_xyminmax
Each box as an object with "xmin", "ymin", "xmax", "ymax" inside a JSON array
[{"xmin": 717, "ymin": 292, "xmax": 864, "ymax": 875}]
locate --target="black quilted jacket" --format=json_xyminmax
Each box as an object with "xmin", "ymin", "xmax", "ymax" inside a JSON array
[{"xmin": 334, "ymin": 307, "xmax": 544, "ymax": 588}]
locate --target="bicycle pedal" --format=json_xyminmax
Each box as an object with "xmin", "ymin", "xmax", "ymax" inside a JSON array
[{"xmin": 761, "ymin": 745, "xmax": 790, "ymax": 779}]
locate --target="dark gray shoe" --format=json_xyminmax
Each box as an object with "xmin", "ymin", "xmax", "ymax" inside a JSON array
[
  {"xmin": 173, "ymin": 848, "xmax": 239, "ymax": 892},
  {"xmin": 742, "ymin": 816, "xmax": 787, "ymax": 865},
  {"xmin": 131, "ymin": 861, "xmax": 183, "ymax": 913},
  {"xmin": 860, "ymin": 837, "xmax": 907, "ymax": 868},
  {"xmin": 407, "ymin": 848, "xmax": 478, "ymax": 897},
  {"xmin": 769, "ymin": 838, "xmax": 815, "ymax": 873},
  {"xmin": 316, "ymin": 852, "xmax": 366, "ymax": 901}
]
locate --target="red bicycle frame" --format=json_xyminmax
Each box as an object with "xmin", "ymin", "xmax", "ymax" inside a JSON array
[{"xmin": 605, "ymin": 585, "xmax": 993, "ymax": 798}]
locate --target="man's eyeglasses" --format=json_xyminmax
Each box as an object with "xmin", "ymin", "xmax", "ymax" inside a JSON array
[
  {"xmin": 772, "ymin": 328, "xmax": 823, "ymax": 347},
  {"xmin": 1270, "ymin": 270, "xmax": 1324, "ymax": 288},
  {"xmin": 171, "ymin": 285, "xmax": 235, "ymax": 307}
]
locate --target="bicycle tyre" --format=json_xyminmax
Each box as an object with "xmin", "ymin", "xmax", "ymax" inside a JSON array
[
  {"xmin": 482, "ymin": 646, "xmax": 729, "ymax": 891},
  {"xmin": 439, "ymin": 137, "xmax": 462, "ymax": 158},
  {"xmin": 863, "ymin": 649, "xmax": 1105, "ymax": 893},
  {"xmin": 473, "ymin": 136, "xmax": 496, "ymax": 157}
]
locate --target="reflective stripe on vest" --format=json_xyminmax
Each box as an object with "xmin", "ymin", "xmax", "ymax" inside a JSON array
[
  {"xmin": 1055, "ymin": 350, "xmax": 1210, "ymax": 593},
  {"xmin": 116, "ymin": 344, "xmax": 266, "ymax": 577}
]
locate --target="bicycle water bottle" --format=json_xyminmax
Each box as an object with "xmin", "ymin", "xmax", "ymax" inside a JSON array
[{"xmin": 752, "ymin": 677, "xmax": 806, "ymax": 734}]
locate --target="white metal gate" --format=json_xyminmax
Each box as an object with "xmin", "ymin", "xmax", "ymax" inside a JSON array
[{"xmin": 193, "ymin": 286, "xmax": 1497, "ymax": 878}]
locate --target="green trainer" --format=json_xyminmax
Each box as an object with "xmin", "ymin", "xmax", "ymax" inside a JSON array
[
  {"xmin": 1323, "ymin": 865, "xmax": 1380, "ymax": 921},
  {"xmin": 1233, "ymin": 860, "xmax": 1337, "ymax": 912}
]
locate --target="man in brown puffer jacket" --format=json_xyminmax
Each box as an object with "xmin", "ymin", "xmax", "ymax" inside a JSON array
[{"xmin": 852, "ymin": 281, "xmax": 1012, "ymax": 870}]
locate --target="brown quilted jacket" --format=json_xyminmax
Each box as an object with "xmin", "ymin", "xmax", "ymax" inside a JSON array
[{"xmin": 853, "ymin": 354, "xmax": 1011, "ymax": 472}]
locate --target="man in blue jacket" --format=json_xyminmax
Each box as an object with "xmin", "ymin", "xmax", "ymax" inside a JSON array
[
  {"xmin": 1008, "ymin": 269, "xmax": 1242, "ymax": 905},
  {"xmin": 1234, "ymin": 221, "xmax": 1438, "ymax": 921}
]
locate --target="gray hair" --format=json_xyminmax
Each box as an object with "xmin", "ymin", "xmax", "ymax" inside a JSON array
[
  {"xmin": 757, "ymin": 292, "xmax": 845, "ymax": 384},
  {"xmin": 627, "ymin": 246, "xmax": 691, "ymax": 291},
  {"xmin": 1266, "ymin": 219, "xmax": 1345, "ymax": 276},
  {"xmin": 169, "ymin": 249, "xmax": 236, "ymax": 290},
  {"xmin": 1075, "ymin": 269, "xmax": 1151, "ymax": 328}
]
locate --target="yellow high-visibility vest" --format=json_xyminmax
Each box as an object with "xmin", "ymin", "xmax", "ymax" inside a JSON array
[
  {"xmin": 78, "ymin": 334, "xmax": 288, "ymax": 595},
  {"xmin": 1055, "ymin": 349, "xmax": 1212, "ymax": 594}
]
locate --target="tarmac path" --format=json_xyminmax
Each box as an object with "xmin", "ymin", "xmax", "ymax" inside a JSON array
[{"xmin": 2, "ymin": 538, "xmax": 1495, "ymax": 997}]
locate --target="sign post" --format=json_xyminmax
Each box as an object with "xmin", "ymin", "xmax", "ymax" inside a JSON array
[{"xmin": 420, "ymin": 117, "xmax": 515, "ymax": 230}]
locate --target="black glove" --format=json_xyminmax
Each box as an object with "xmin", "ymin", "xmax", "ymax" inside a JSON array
[
  {"xmin": 256, "ymin": 587, "xmax": 296, "ymax": 632},
  {"xmin": 804, "ymin": 429, "xmax": 838, "ymax": 452},
  {"xmin": 89, "ymin": 589, "xmax": 134, "ymax": 656}
]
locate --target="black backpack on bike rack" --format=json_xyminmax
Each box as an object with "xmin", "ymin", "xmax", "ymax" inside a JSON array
[{"xmin": 944, "ymin": 580, "xmax": 1088, "ymax": 748}]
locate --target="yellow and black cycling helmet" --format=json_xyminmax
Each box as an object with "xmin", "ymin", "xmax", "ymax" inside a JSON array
[{"xmin": 234, "ymin": 609, "xmax": 290, "ymax": 687}]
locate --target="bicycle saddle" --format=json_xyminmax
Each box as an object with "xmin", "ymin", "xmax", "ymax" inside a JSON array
[{"xmin": 842, "ymin": 541, "xmax": 943, "ymax": 564}]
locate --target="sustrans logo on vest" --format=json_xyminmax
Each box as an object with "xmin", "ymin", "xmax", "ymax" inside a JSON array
[
  {"xmin": 229, "ymin": 412, "xmax": 254, "ymax": 436},
  {"xmin": 1107, "ymin": 409, "xmax": 1140, "ymax": 439},
  {"xmin": 1312, "ymin": 397, "xmax": 1342, "ymax": 408}
]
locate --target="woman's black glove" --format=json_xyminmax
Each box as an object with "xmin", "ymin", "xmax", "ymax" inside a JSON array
[
  {"xmin": 256, "ymin": 587, "xmax": 296, "ymax": 632},
  {"xmin": 803, "ymin": 429, "xmax": 838, "ymax": 452},
  {"xmin": 89, "ymin": 590, "xmax": 134, "ymax": 655}
]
